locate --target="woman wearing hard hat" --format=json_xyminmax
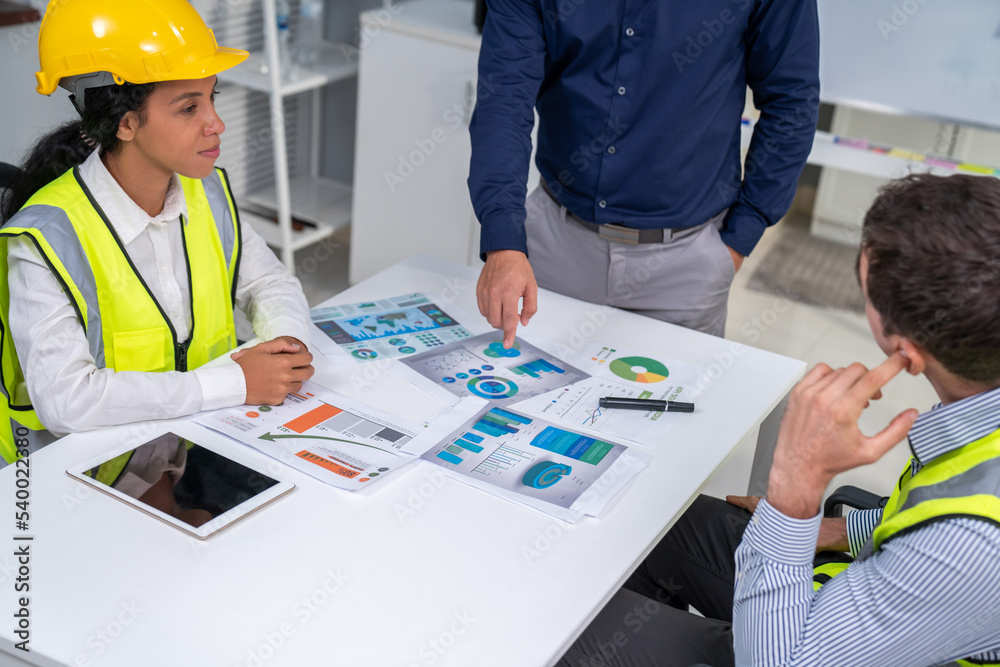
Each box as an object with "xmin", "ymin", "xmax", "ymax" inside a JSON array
[{"xmin": 0, "ymin": 0, "xmax": 315, "ymax": 465}]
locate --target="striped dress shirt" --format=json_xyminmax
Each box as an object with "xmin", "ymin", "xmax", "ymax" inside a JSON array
[{"xmin": 733, "ymin": 386, "xmax": 1000, "ymax": 666}]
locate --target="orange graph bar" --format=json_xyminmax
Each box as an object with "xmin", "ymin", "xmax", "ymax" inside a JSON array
[
  {"xmin": 295, "ymin": 451, "xmax": 360, "ymax": 478},
  {"xmin": 284, "ymin": 403, "xmax": 341, "ymax": 434}
]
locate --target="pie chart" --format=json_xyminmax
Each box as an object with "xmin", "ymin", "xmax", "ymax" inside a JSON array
[{"xmin": 609, "ymin": 356, "xmax": 669, "ymax": 383}]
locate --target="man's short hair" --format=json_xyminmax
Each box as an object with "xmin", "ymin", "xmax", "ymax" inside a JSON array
[{"xmin": 863, "ymin": 173, "xmax": 1000, "ymax": 385}]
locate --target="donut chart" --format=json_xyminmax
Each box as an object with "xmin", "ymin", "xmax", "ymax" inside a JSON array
[
  {"xmin": 521, "ymin": 462, "xmax": 573, "ymax": 489},
  {"xmin": 467, "ymin": 376, "xmax": 519, "ymax": 399},
  {"xmin": 351, "ymin": 348, "xmax": 378, "ymax": 360},
  {"xmin": 609, "ymin": 356, "xmax": 669, "ymax": 383}
]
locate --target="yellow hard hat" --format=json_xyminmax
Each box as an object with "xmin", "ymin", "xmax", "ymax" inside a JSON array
[{"xmin": 35, "ymin": 0, "xmax": 249, "ymax": 96}]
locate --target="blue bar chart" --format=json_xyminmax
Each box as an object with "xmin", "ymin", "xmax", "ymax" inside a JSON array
[
  {"xmin": 510, "ymin": 359, "xmax": 566, "ymax": 379},
  {"xmin": 436, "ymin": 408, "xmax": 531, "ymax": 465}
]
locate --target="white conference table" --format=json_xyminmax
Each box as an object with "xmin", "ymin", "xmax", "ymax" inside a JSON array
[{"xmin": 0, "ymin": 255, "xmax": 804, "ymax": 667}]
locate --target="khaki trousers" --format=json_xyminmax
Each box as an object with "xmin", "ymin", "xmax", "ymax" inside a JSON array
[{"xmin": 525, "ymin": 187, "xmax": 735, "ymax": 337}]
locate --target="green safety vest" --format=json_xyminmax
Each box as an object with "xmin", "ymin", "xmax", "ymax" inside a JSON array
[
  {"xmin": 813, "ymin": 428, "xmax": 1000, "ymax": 667},
  {"xmin": 0, "ymin": 166, "xmax": 242, "ymax": 467}
]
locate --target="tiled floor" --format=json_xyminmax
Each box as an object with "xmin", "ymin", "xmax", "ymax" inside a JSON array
[
  {"xmin": 294, "ymin": 213, "xmax": 938, "ymax": 506},
  {"xmin": 704, "ymin": 213, "xmax": 938, "ymax": 502}
]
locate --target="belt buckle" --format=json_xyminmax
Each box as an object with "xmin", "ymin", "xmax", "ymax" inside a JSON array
[{"xmin": 598, "ymin": 223, "xmax": 640, "ymax": 245}]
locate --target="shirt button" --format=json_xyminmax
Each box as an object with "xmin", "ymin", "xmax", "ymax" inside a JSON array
[
  {"xmin": 625, "ymin": 27, "xmax": 634, "ymax": 37},
  {"xmin": 161, "ymin": 266, "xmax": 169, "ymax": 274},
  {"xmin": 598, "ymin": 200, "xmax": 607, "ymax": 208},
  {"xmin": 607, "ymin": 146, "xmax": 616, "ymax": 154},
  {"xmin": 618, "ymin": 86, "xmax": 626, "ymax": 95}
]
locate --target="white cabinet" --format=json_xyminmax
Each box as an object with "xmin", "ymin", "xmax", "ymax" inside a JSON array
[{"xmin": 349, "ymin": 0, "xmax": 482, "ymax": 285}]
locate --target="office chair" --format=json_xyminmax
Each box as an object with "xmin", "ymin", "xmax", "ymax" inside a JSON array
[
  {"xmin": 824, "ymin": 485, "xmax": 889, "ymax": 518},
  {"xmin": 811, "ymin": 485, "xmax": 890, "ymax": 569}
]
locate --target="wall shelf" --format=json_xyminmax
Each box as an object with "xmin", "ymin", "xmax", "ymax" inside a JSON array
[{"xmin": 217, "ymin": 42, "xmax": 358, "ymax": 97}]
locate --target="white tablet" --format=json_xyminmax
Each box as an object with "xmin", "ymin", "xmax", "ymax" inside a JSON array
[{"xmin": 67, "ymin": 429, "xmax": 294, "ymax": 539}]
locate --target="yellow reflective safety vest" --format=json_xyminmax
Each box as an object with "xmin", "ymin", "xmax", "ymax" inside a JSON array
[
  {"xmin": 814, "ymin": 428, "xmax": 1000, "ymax": 667},
  {"xmin": 0, "ymin": 166, "xmax": 242, "ymax": 464}
]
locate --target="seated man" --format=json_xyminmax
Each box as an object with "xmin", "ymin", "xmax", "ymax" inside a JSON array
[{"xmin": 559, "ymin": 173, "xmax": 1000, "ymax": 666}]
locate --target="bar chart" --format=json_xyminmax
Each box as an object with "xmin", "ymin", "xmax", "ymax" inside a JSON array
[
  {"xmin": 510, "ymin": 359, "xmax": 566, "ymax": 379},
  {"xmin": 473, "ymin": 445, "xmax": 536, "ymax": 477},
  {"xmin": 435, "ymin": 408, "xmax": 531, "ymax": 465}
]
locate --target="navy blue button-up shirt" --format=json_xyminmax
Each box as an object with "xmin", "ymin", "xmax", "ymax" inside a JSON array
[{"xmin": 469, "ymin": 0, "xmax": 820, "ymax": 259}]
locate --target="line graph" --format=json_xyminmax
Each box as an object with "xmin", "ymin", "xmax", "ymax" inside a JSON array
[{"xmin": 582, "ymin": 404, "xmax": 603, "ymax": 427}]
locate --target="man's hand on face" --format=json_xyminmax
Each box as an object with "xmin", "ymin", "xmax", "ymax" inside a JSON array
[{"xmin": 767, "ymin": 353, "xmax": 918, "ymax": 519}]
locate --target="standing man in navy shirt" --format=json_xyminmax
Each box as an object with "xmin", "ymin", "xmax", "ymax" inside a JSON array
[{"xmin": 469, "ymin": 0, "xmax": 820, "ymax": 344}]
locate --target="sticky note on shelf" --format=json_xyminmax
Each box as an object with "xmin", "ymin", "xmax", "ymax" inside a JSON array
[
  {"xmin": 887, "ymin": 148, "xmax": 925, "ymax": 161},
  {"xmin": 957, "ymin": 162, "xmax": 996, "ymax": 175}
]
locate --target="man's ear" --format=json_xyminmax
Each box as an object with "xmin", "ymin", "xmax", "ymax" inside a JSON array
[
  {"xmin": 895, "ymin": 337, "xmax": 926, "ymax": 375},
  {"xmin": 116, "ymin": 110, "xmax": 140, "ymax": 143}
]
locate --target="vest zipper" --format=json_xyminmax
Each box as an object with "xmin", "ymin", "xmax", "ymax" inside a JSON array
[
  {"xmin": 176, "ymin": 341, "xmax": 190, "ymax": 372},
  {"xmin": 178, "ymin": 215, "xmax": 196, "ymax": 373}
]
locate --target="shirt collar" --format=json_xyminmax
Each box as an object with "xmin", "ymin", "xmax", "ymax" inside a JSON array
[
  {"xmin": 908, "ymin": 385, "xmax": 1000, "ymax": 465},
  {"xmin": 77, "ymin": 151, "xmax": 188, "ymax": 247}
]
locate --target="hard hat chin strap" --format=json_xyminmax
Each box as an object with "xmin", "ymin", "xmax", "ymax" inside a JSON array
[{"xmin": 59, "ymin": 71, "xmax": 123, "ymax": 114}]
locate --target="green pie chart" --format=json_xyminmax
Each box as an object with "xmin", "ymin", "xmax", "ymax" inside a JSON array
[{"xmin": 609, "ymin": 356, "xmax": 670, "ymax": 383}]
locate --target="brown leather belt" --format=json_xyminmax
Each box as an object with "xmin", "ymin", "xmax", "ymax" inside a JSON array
[{"xmin": 540, "ymin": 179, "xmax": 668, "ymax": 244}]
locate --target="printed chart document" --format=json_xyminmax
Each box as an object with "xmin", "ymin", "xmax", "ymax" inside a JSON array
[
  {"xmin": 421, "ymin": 402, "xmax": 650, "ymax": 520},
  {"xmin": 196, "ymin": 382, "xmax": 448, "ymax": 491},
  {"xmin": 393, "ymin": 332, "xmax": 589, "ymax": 404},
  {"xmin": 517, "ymin": 345, "xmax": 705, "ymax": 445},
  {"xmin": 309, "ymin": 292, "xmax": 480, "ymax": 364}
]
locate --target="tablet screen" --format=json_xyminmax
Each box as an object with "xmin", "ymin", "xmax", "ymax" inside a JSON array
[{"xmin": 79, "ymin": 432, "xmax": 281, "ymax": 530}]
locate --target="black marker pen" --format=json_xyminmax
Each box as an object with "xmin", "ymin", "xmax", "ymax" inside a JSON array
[{"xmin": 599, "ymin": 396, "xmax": 695, "ymax": 413}]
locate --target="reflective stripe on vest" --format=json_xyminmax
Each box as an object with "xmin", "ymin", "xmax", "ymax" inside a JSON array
[
  {"xmin": 0, "ymin": 166, "xmax": 242, "ymax": 464},
  {"xmin": 817, "ymin": 429, "xmax": 1000, "ymax": 667}
]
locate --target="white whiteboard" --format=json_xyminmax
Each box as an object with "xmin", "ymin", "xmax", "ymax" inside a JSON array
[{"xmin": 819, "ymin": 0, "xmax": 1000, "ymax": 130}]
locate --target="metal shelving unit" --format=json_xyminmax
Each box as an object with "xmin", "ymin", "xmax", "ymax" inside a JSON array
[{"xmin": 215, "ymin": 0, "xmax": 357, "ymax": 270}]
